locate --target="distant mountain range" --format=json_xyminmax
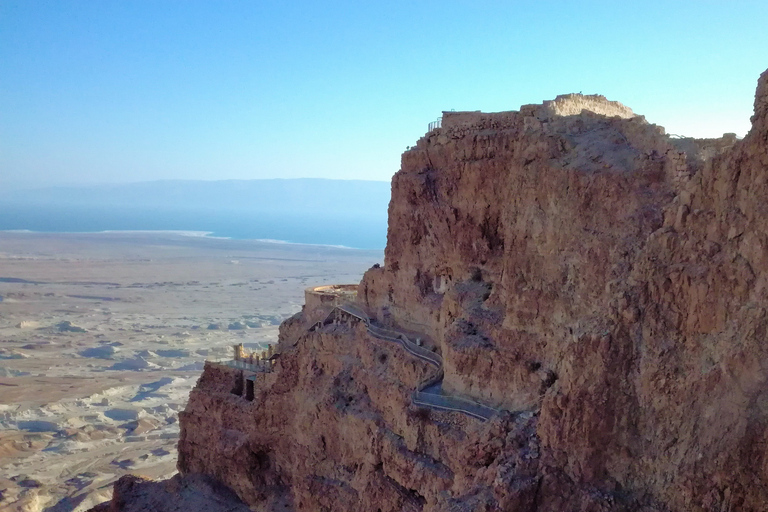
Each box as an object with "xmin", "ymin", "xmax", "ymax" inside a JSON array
[{"xmin": 0, "ymin": 179, "xmax": 391, "ymax": 249}]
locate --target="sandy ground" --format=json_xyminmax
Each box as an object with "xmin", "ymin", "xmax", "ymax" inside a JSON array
[{"xmin": 0, "ymin": 231, "xmax": 381, "ymax": 512}]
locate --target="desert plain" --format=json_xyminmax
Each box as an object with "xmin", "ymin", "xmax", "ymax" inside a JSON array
[{"xmin": 0, "ymin": 231, "xmax": 381, "ymax": 512}]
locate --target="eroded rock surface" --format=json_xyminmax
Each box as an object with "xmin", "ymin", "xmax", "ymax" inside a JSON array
[
  {"xmin": 105, "ymin": 69, "xmax": 768, "ymax": 511},
  {"xmin": 92, "ymin": 474, "xmax": 251, "ymax": 512}
]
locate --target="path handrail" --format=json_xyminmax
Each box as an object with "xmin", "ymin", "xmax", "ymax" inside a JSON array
[
  {"xmin": 367, "ymin": 324, "xmax": 442, "ymax": 367},
  {"xmin": 412, "ymin": 392, "xmax": 495, "ymax": 422},
  {"xmin": 318, "ymin": 303, "xmax": 441, "ymax": 366},
  {"xmin": 210, "ymin": 359, "xmax": 272, "ymax": 373},
  {"xmin": 418, "ymin": 386, "xmax": 499, "ymax": 412},
  {"xmin": 315, "ymin": 303, "xmax": 497, "ymax": 422}
]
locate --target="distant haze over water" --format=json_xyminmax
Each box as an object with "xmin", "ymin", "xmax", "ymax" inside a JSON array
[{"xmin": 0, "ymin": 179, "xmax": 390, "ymax": 249}]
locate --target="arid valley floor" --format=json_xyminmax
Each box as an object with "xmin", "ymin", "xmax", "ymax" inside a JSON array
[{"xmin": 0, "ymin": 232, "xmax": 381, "ymax": 512}]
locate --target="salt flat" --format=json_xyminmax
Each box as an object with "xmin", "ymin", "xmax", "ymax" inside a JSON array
[{"xmin": 0, "ymin": 231, "xmax": 381, "ymax": 512}]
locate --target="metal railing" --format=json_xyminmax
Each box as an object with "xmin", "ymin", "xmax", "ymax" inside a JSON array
[
  {"xmin": 413, "ymin": 390, "xmax": 498, "ymax": 421},
  {"xmin": 367, "ymin": 323, "xmax": 441, "ymax": 367},
  {"xmin": 211, "ymin": 359, "xmax": 272, "ymax": 373},
  {"xmin": 428, "ymin": 117, "xmax": 442, "ymax": 132},
  {"xmin": 211, "ymin": 301, "xmax": 499, "ymax": 421},
  {"xmin": 318, "ymin": 303, "xmax": 497, "ymax": 422},
  {"xmin": 326, "ymin": 304, "xmax": 440, "ymax": 366}
]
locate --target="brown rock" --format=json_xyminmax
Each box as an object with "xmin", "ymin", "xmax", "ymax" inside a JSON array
[
  {"xmin": 111, "ymin": 69, "xmax": 768, "ymax": 511},
  {"xmin": 88, "ymin": 474, "xmax": 250, "ymax": 512}
]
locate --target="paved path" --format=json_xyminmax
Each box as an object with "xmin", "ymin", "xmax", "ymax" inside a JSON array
[{"xmin": 318, "ymin": 304, "xmax": 499, "ymax": 422}]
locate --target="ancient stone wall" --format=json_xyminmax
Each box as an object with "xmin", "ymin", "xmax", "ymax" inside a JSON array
[
  {"xmin": 304, "ymin": 285, "xmax": 358, "ymax": 309},
  {"xmin": 541, "ymin": 93, "xmax": 636, "ymax": 118}
]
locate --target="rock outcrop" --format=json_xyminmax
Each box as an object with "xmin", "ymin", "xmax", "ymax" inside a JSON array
[
  {"xmin": 100, "ymin": 68, "xmax": 768, "ymax": 511},
  {"xmin": 91, "ymin": 474, "xmax": 251, "ymax": 512}
]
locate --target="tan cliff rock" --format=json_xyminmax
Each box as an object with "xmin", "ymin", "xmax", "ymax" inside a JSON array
[{"xmin": 98, "ymin": 68, "xmax": 768, "ymax": 511}]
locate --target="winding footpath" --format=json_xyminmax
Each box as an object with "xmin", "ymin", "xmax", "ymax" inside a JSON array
[{"xmin": 314, "ymin": 304, "xmax": 499, "ymax": 422}]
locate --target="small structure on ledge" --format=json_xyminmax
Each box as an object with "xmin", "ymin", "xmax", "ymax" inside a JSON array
[
  {"xmin": 304, "ymin": 284, "xmax": 358, "ymax": 310},
  {"xmin": 231, "ymin": 343, "xmax": 276, "ymax": 372}
]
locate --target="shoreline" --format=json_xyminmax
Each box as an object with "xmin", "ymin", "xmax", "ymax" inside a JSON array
[{"xmin": 0, "ymin": 229, "xmax": 384, "ymax": 252}]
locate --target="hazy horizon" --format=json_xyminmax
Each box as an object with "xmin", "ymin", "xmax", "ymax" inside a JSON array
[
  {"xmin": 2, "ymin": 1, "xmax": 767, "ymax": 191},
  {"xmin": 0, "ymin": 178, "xmax": 391, "ymax": 249},
  {"xmin": 1, "ymin": 176, "xmax": 391, "ymax": 194}
]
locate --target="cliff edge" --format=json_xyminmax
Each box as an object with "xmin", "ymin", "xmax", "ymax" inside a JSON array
[{"xmin": 99, "ymin": 68, "xmax": 768, "ymax": 511}]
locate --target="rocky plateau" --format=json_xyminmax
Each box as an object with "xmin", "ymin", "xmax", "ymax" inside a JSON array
[{"xmin": 98, "ymin": 68, "xmax": 768, "ymax": 511}]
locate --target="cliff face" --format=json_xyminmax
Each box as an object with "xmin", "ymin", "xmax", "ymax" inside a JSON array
[
  {"xmin": 167, "ymin": 70, "xmax": 768, "ymax": 512},
  {"xmin": 361, "ymin": 71, "xmax": 768, "ymax": 509}
]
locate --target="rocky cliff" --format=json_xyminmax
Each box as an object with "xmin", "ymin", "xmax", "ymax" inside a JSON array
[
  {"xmin": 99, "ymin": 69, "xmax": 768, "ymax": 511},
  {"xmin": 360, "ymin": 72, "xmax": 768, "ymax": 510}
]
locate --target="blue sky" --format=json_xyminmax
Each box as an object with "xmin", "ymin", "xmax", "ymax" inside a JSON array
[{"xmin": 1, "ymin": 1, "xmax": 766, "ymax": 189}]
